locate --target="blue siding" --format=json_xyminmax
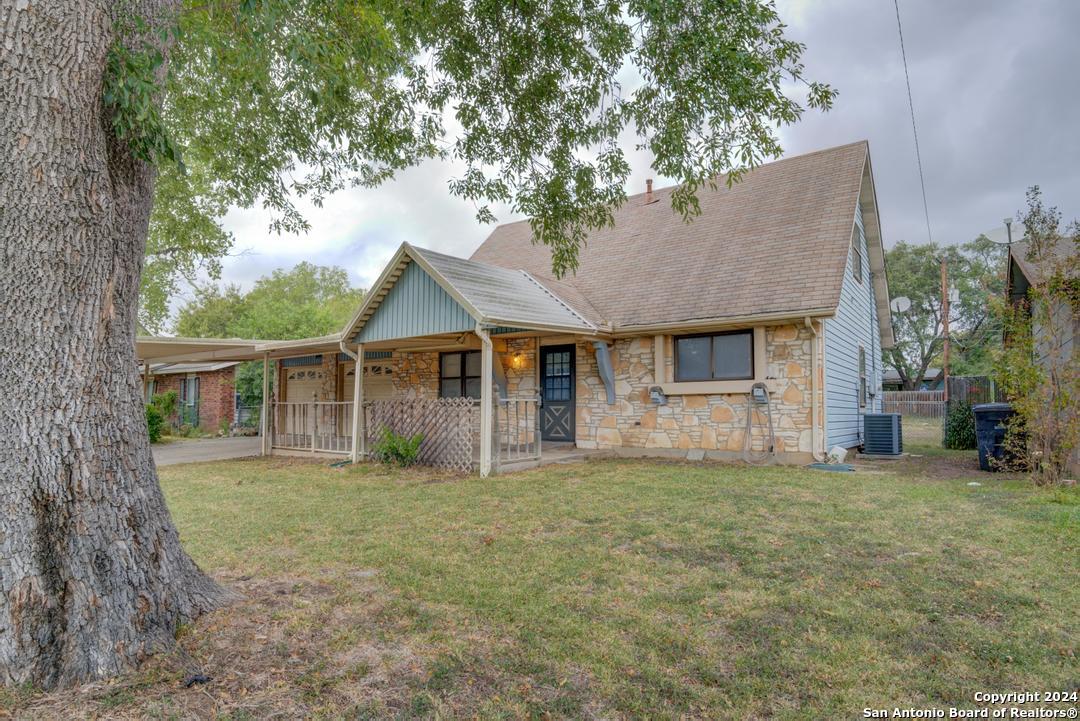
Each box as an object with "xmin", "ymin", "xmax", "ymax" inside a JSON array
[
  {"xmin": 824, "ymin": 202, "xmax": 883, "ymax": 448},
  {"xmin": 337, "ymin": 351, "xmax": 392, "ymax": 361},
  {"xmin": 281, "ymin": 355, "xmax": 323, "ymax": 368},
  {"xmin": 354, "ymin": 260, "xmax": 476, "ymax": 343}
]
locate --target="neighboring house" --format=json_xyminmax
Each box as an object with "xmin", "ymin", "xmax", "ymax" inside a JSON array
[
  {"xmin": 882, "ymin": 368, "xmax": 943, "ymax": 391},
  {"xmin": 1006, "ymin": 240, "xmax": 1078, "ymax": 367},
  {"xmin": 1005, "ymin": 239, "xmax": 1078, "ymax": 475},
  {"xmin": 261, "ymin": 141, "xmax": 892, "ymax": 472},
  {"xmin": 142, "ymin": 361, "xmax": 239, "ymax": 432}
]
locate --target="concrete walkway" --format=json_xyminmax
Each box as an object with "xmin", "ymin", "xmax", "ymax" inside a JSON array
[{"xmin": 153, "ymin": 436, "xmax": 262, "ymax": 466}]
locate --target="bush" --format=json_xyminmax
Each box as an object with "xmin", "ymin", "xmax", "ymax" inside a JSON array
[
  {"xmin": 151, "ymin": 390, "xmax": 178, "ymax": 422},
  {"xmin": 943, "ymin": 402, "xmax": 977, "ymax": 450},
  {"xmin": 371, "ymin": 426, "xmax": 423, "ymax": 467},
  {"xmin": 146, "ymin": 404, "xmax": 164, "ymax": 443}
]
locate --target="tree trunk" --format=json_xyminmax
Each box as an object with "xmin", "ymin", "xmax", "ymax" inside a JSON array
[{"xmin": 0, "ymin": 1, "xmax": 224, "ymax": 688}]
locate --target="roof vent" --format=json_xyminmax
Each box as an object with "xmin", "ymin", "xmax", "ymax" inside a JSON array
[{"xmin": 645, "ymin": 178, "xmax": 653, "ymax": 204}]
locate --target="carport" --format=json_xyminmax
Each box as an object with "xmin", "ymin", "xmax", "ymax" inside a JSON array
[{"xmin": 136, "ymin": 335, "xmax": 347, "ymax": 458}]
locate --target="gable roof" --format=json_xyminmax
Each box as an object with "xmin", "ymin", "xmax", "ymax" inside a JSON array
[
  {"xmin": 341, "ymin": 243, "xmax": 598, "ymax": 342},
  {"xmin": 470, "ymin": 141, "xmax": 893, "ymax": 345},
  {"xmin": 1009, "ymin": 239, "xmax": 1076, "ymax": 286}
]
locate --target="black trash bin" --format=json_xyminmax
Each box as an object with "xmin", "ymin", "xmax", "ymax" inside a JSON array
[{"xmin": 972, "ymin": 403, "xmax": 1015, "ymax": 472}]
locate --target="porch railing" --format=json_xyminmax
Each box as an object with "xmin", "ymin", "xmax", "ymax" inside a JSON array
[
  {"xmin": 271, "ymin": 401, "xmax": 353, "ymax": 454},
  {"xmin": 494, "ymin": 396, "xmax": 541, "ymax": 469},
  {"xmin": 269, "ymin": 396, "xmax": 541, "ymax": 471}
]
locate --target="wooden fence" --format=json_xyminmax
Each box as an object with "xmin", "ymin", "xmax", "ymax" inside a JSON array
[
  {"xmin": 882, "ymin": 377, "xmax": 996, "ymax": 419},
  {"xmin": 882, "ymin": 390, "xmax": 945, "ymax": 417},
  {"xmin": 365, "ymin": 397, "xmax": 477, "ymax": 472}
]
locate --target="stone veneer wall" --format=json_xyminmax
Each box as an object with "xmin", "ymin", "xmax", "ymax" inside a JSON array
[
  {"xmin": 352, "ymin": 329, "xmax": 822, "ymax": 462},
  {"xmin": 575, "ymin": 324, "xmax": 824, "ymax": 460},
  {"xmin": 389, "ymin": 352, "xmax": 440, "ymax": 398},
  {"xmin": 384, "ymin": 340, "xmax": 538, "ymax": 401}
]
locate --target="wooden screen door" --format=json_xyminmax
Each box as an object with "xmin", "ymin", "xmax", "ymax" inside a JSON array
[{"xmin": 540, "ymin": 345, "xmax": 575, "ymax": 442}]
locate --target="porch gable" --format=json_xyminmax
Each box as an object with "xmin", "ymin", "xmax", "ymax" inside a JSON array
[{"xmin": 354, "ymin": 259, "xmax": 477, "ymax": 343}]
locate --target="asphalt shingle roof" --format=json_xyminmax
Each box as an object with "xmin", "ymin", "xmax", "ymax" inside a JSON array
[
  {"xmin": 409, "ymin": 245, "xmax": 597, "ymax": 332},
  {"xmin": 470, "ymin": 141, "xmax": 871, "ymax": 329}
]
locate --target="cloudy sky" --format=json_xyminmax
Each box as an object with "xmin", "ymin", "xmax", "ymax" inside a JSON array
[{"xmin": 199, "ymin": 0, "xmax": 1079, "ymax": 309}]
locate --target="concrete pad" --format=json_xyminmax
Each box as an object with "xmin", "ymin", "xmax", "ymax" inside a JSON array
[{"xmin": 153, "ymin": 437, "xmax": 261, "ymax": 467}]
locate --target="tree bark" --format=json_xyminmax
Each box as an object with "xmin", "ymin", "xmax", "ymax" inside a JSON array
[{"xmin": 0, "ymin": 0, "xmax": 224, "ymax": 688}]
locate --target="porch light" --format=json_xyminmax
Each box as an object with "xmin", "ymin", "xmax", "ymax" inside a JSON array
[{"xmin": 511, "ymin": 351, "xmax": 526, "ymax": 370}]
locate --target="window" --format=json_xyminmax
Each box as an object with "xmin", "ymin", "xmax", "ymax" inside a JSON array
[
  {"xmin": 858, "ymin": 346, "xmax": 867, "ymax": 408},
  {"xmin": 440, "ymin": 351, "xmax": 481, "ymax": 399},
  {"xmin": 675, "ymin": 330, "xmax": 754, "ymax": 382},
  {"xmin": 179, "ymin": 376, "xmax": 199, "ymax": 405},
  {"xmin": 851, "ymin": 226, "xmax": 863, "ymax": 283}
]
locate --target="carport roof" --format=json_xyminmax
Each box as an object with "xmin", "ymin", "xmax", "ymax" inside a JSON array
[{"xmin": 135, "ymin": 334, "xmax": 347, "ymax": 364}]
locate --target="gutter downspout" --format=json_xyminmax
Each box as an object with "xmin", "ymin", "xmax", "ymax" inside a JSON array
[
  {"xmin": 805, "ymin": 317, "xmax": 826, "ymax": 462},
  {"xmin": 592, "ymin": 341, "xmax": 616, "ymax": 405}
]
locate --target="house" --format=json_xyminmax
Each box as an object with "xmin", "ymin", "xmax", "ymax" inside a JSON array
[
  {"xmin": 248, "ymin": 141, "xmax": 892, "ymax": 474},
  {"xmin": 1005, "ymin": 239, "xmax": 1078, "ymax": 475},
  {"xmin": 1006, "ymin": 240, "xmax": 1078, "ymax": 366},
  {"xmin": 141, "ymin": 361, "xmax": 239, "ymax": 432},
  {"xmin": 882, "ymin": 367, "xmax": 943, "ymax": 391}
]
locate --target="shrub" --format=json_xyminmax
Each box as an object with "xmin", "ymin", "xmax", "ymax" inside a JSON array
[
  {"xmin": 146, "ymin": 404, "xmax": 164, "ymax": 444},
  {"xmin": 371, "ymin": 426, "xmax": 423, "ymax": 467},
  {"xmin": 943, "ymin": 402, "xmax": 977, "ymax": 450},
  {"xmin": 151, "ymin": 390, "xmax": 178, "ymax": 422}
]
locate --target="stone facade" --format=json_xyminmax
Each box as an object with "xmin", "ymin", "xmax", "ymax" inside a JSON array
[
  {"xmin": 390, "ymin": 352, "xmax": 440, "ymax": 398},
  {"xmin": 574, "ymin": 325, "xmax": 824, "ymax": 461},
  {"xmin": 306, "ymin": 325, "xmax": 823, "ymax": 464}
]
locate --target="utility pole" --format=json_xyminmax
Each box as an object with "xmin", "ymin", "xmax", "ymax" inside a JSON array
[{"xmin": 940, "ymin": 256, "xmax": 950, "ymax": 403}]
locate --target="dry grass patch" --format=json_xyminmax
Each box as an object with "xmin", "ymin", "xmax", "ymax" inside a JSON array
[{"xmin": 3, "ymin": 447, "xmax": 1077, "ymax": 719}]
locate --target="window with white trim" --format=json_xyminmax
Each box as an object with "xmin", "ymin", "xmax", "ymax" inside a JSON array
[
  {"xmin": 851, "ymin": 226, "xmax": 863, "ymax": 284},
  {"xmin": 674, "ymin": 330, "xmax": 754, "ymax": 382}
]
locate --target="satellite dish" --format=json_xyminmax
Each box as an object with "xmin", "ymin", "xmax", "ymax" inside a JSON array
[{"xmin": 890, "ymin": 296, "xmax": 912, "ymax": 313}]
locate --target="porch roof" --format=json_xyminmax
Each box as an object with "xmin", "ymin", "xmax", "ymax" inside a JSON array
[
  {"xmin": 135, "ymin": 334, "xmax": 347, "ymax": 364},
  {"xmin": 341, "ymin": 243, "xmax": 600, "ymax": 344}
]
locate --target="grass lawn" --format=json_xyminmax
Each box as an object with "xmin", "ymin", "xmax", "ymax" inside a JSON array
[{"xmin": 6, "ymin": 445, "xmax": 1078, "ymax": 719}]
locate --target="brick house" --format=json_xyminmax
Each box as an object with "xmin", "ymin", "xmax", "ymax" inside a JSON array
[
  {"xmin": 143, "ymin": 361, "xmax": 239, "ymax": 433},
  {"xmin": 255, "ymin": 141, "xmax": 894, "ymax": 475}
]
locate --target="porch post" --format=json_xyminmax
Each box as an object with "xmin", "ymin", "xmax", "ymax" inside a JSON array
[
  {"xmin": 260, "ymin": 351, "xmax": 270, "ymax": 456},
  {"xmin": 477, "ymin": 326, "xmax": 493, "ymax": 477},
  {"xmin": 350, "ymin": 343, "xmax": 364, "ymax": 463},
  {"xmin": 142, "ymin": 361, "xmax": 150, "ymax": 403}
]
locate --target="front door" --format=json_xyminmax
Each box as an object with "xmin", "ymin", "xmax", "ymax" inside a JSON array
[{"xmin": 540, "ymin": 345, "xmax": 575, "ymax": 442}]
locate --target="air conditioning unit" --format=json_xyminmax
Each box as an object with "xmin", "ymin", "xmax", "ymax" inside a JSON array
[{"xmin": 863, "ymin": 413, "xmax": 902, "ymax": 455}]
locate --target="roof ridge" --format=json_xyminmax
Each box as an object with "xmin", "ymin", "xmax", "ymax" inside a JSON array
[
  {"xmin": 477, "ymin": 141, "xmax": 870, "ymax": 234},
  {"xmin": 518, "ymin": 271, "xmax": 597, "ymax": 330}
]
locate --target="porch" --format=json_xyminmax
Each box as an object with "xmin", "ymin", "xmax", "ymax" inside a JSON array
[
  {"xmin": 268, "ymin": 396, "xmax": 593, "ymax": 473},
  {"xmin": 137, "ymin": 242, "xmax": 610, "ymax": 476}
]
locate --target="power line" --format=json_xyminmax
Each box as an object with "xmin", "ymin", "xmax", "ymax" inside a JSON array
[{"xmin": 893, "ymin": 0, "xmax": 933, "ymax": 245}]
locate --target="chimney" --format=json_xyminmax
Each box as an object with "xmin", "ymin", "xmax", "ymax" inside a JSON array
[{"xmin": 645, "ymin": 178, "xmax": 653, "ymax": 204}]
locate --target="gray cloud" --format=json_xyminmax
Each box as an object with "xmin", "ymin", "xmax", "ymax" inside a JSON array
[
  {"xmin": 208, "ymin": 0, "xmax": 1078, "ymax": 307},
  {"xmin": 777, "ymin": 0, "xmax": 1079, "ymax": 246}
]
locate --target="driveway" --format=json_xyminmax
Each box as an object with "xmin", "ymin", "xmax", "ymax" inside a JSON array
[{"xmin": 153, "ymin": 436, "xmax": 262, "ymax": 466}]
